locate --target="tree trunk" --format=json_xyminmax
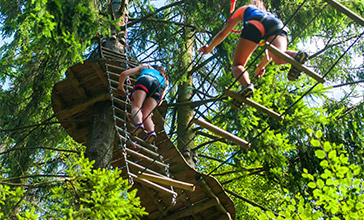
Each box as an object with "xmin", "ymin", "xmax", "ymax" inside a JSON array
[
  {"xmin": 85, "ymin": 101, "xmax": 115, "ymax": 169},
  {"xmin": 177, "ymin": 20, "xmax": 197, "ymax": 168},
  {"xmin": 85, "ymin": 0, "xmax": 128, "ymax": 169}
]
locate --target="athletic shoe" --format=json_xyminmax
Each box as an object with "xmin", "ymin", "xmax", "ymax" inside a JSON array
[
  {"xmin": 132, "ymin": 123, "xmax": 144, "ymax": 135},
  {"xmin": 288, "ymin": 51, "xmax": 308, "ymax": 81},
  {"xmin": 144, "ymin": 131, "xmax": 156, "ymax": 143},
  {"xmin": 238, "ymin": 84, "xmax": 254, "ymax": 98}
]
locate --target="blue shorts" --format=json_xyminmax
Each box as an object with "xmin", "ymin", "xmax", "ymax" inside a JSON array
[{"xmin": 131, "ymin": 75, "xmax": 163, "ymax": 103}]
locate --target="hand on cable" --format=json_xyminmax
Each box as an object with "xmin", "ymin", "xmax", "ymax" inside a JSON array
[{"xmin": 117, "ymin": 85, "xmax": 127, "ymax": 96}]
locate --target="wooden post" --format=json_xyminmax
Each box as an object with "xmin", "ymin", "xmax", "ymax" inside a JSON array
[
  {"xmin": 138, "ymin": 172, "xmax": 196, "ymax": 192},
  {"xmin": 192, "ymin": 117, "xmax": 250, "ymax": 149},
  {"xmin": 223, "ymin": 88, "xmax": 284, "ymax": 121},
  {"xmin": 324, "ymin": 0, "xmax": 364, "ymax": 26},
  {"xmin": 264, "ymin": 44, "xmax": 325, "ymax": 83}
]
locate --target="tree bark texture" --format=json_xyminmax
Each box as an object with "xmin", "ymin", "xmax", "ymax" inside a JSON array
[
  {"xmin": 177, "ymin": 19, "xmax": 197, "ymax": 168},
  {"xmin": 86, "ymin": 101, "xmax": 115, "ymax": 169},
  {"xmin": 86, "ymin": 1, "xmax": 128, "ymax": 169}
]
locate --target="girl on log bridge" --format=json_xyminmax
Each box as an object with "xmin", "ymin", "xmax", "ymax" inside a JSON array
[
  {"xmin": 118, "ymin": 65, "xmax": 169, "ymax": 143},
  {"xmin": 198, "ymin": 0, "xmax": 308, "ymax": 98}
]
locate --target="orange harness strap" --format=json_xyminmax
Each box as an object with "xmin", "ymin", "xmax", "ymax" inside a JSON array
[{"xmin": 246, "ymin": 20, "xmax": 265, "ymax": 37}]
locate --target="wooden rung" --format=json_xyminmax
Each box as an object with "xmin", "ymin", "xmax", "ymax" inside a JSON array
[
  {"xmin": 126, "ymin": 159, "xmax": 164, "ymax": 177},
  {"xmin": 108, "ymin": 78, "xmax": 119, "ymax": 86},
  {"xmin": 325, "ymin": 0, "xmax": 364, "ymax": 26},
  {"xmin": 192, "ymin": 117, "xmax": 250, "ymax": 149},
  {"xmin": 101, "ymin": 49, "xmax": 124, "ymax": 59},
  {"xmin": 116, "ymin": 127, "xmax": 159, "ymax": 151},
  {"xmin": 105, "ymin": 70, "xmax": 120, "ymax": 79},
  {"xmin": 117, "ymin": 134, "xmax": 161, "ymax": 159},
  {"xmin": 105, "ymin": 63, "xmax": 125, "ymax": 71},
  {"xmin": 264, "ymin": 44, "xmax": 325, "ymax": 83},
  {"xmin": 130, "ymin": 173, "xmax": 178, "ymax": 197},
  {"xmin": 223, "ymin": 88, "xmax": 284, "ymax": 121},
  {"xmin": 113, "ymin": 97, "xmax": 130, "ymax": 106},
  {"xmin": 137, "ymin": 172, "xmax": 195, "ymax": 192},
  {"xmin": 101, "ymin": 46, "xmax": 124, "ymax": 56},
  {"xmin": 164, "ymin": 197, "xmax": 219, "ymax": 220},
  {"xmin": 126, "ymin": 148, "xmax": 169, "ymax": 168}
]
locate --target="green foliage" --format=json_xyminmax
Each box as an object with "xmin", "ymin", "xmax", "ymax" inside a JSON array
[
  {"xmin": 48, "ymin": 154, "xmax": 147, "ymax": 219},
  {"xmin": 248, "ymin": 135, "xmax": 364, "ymax": 219},
  {"xmin": 0, "ymin": 152, "xmax": 147, "ymax": 219}
]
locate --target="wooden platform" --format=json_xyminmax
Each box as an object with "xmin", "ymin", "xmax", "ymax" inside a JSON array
[{"xmin": 51, "ymin": 56, "xmax": 236, "ymax": 219}]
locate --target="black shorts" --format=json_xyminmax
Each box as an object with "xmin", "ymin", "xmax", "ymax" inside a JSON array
[
  {"xmin": 131, "ymin": 75, "xmax": 163, "ymax": 103},
  {"xmin": 240, "ymin": 15, "xmax": 287, "ymax": 43}
]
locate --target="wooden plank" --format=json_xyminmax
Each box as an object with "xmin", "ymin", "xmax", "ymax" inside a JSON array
[
  {"xmin": 130, "ymin": 173, "xmax": 177, "ymax": 197},
  {"xmin": 164, "ymin": 197, "xmax": 219, "ymax": 220},
  {"xmin": 140, "ymin": 185, "xmax": 166, "ymax": 216},
  {"xmin": 325, "ymin": 0, "xmax": 364, "ymax": 26},
  {"xmin": 90, "ymin": 62, "xmax": 109, "ymax": 88},
  {"xmin": 265, "ymin": 44, "xmax": 325, "ymax": 83},
  {"xmin": 66, "ymin": 69, "xmax": 88, "ymax": 99},
  {"xmin": 223, "ymin": 87, "xmax": 284, "ymax": 121},
  {"xmin": 192, "ymin": 117, "xmax": 250, "ymax": 149},
  {"xmin": 56, "ymin": 92, "xmax": 110, "ymax": 120},
  {"xmin": 138, "ymin": 172, "xmax": 196, "ymax": 192},
  {"xmin": 200, "ymin": 179, "xmax": 232, "ymax": 220}
]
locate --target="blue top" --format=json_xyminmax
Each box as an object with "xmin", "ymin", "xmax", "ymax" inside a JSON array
[
  {"xmin": 243, "ymin": 7, "xmax": 271, "ymax": 21},
  {"xmin": 138, "ymin": 68, "xmax": 168, "ymax": 88}
]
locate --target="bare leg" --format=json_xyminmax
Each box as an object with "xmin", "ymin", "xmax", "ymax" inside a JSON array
[
  {"xmin": 131, "ymin": 90, "xmax": 147, "ymax": 125},
  {"xmin": 267, "ymin": 35, "xmax": 298, "ymax": 65},
  {"xmin": 141, "ymin": 97, "xmax": 158, "ymax": 133},
  {"xmin": 232, "ymin": 38, "xmax": 259, "ymax": 87}
]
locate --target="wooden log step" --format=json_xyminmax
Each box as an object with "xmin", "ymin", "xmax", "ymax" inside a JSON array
[
  {"xmin": 138, "ymin": 172, "xmax": 195, "ymax": 192},
  {"xmin": 192, "ymin": 117, "xmax": 250, "ymax": 149},
  {"xmin": 264, "ymin": 44, "xmax": 325, "ymax": 83},
  {"xmin": 324, "ymin": 0, "xmax": 364, "ymax": 26},
  {"xmin": 163, "ymin": 197, "xmax": 220, "ymax": 220},
  {"xmin": 223, "ymin": 87, "xmax": 284, "ymax": 121},
  {"xmin": 130, "ymin": 173, "xmax": 178, "ymax": 197}
]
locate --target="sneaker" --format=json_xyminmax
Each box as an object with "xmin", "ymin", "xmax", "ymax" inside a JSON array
[
  {"xmin": 144, "ymin": 131, "xmax": 156, "ymax": 143},
  {"xmin": 288, "ymin": 51, "xmax": 308, "ymax": 81},
  {"xmin": 132, "ymin": 123, "xmax": 144, "ymax": 135},
  {"xmin": 238, "ymin": 84, "xmax": 254, "ymax": 98}
]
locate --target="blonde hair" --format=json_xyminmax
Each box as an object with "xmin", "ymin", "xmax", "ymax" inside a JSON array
[{"xmin": 251, "ymin": 0, "xmax": 266, "ymax": 11}]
